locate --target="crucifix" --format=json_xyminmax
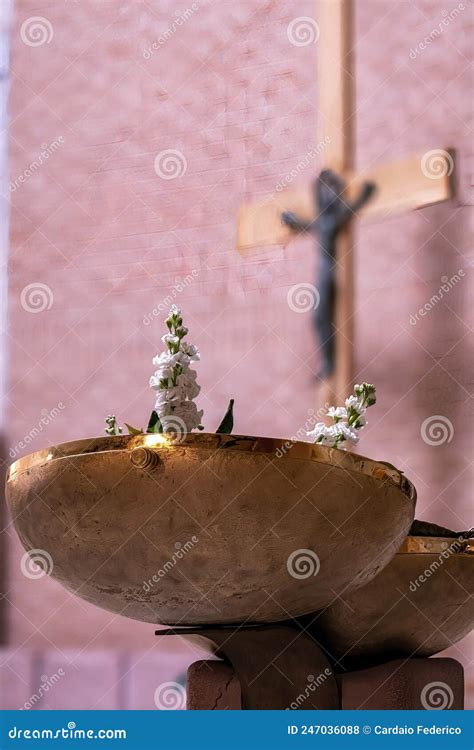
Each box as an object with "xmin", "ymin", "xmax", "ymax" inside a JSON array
[{"xmin": 237, "ymin": 0, "xmax": 454, "ymax": 410}]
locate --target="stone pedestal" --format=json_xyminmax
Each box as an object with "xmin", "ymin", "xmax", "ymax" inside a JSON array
[
  {"xmin": 338, "ymin": 658, "xmax": 464, "ymax": 710},
  {"xmin": 187, "ymin": 662, "xmax": 242, "ymax": 710},
  {"xmin": 187, "ymin": 656, "xmax": 464, "ymax": 711},
  {"xmin": 175, "ymin": 625, "xmax": 339, "ymax": 710}
]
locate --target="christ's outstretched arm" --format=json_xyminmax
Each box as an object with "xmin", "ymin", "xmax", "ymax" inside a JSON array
[{"xmin": 281, "ymin": 211, "xmax": 317, "ymax": 233}]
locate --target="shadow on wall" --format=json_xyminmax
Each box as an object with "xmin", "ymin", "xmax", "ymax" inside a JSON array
[{"xmin": 414, "ymin": 199, "xmax": 471, "ymax": 517}]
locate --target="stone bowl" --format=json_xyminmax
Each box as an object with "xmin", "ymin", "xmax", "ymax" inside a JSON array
[
  {"xmin": 313, "ymin": 535, "xmax": 474, "ymax": 665},
  {"xmin": 6, "ymin": 433, "xmax": 416, "ymax": 625}
]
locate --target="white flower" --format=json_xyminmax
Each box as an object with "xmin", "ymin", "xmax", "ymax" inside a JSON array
[
  {"xmin": 176, "ymin": 371, "xmax": 200, "ymax": 399},
  {"xmin": 180, "ymin": 342, "xmax": 200, "ymax": 361},
  {"xmin": 162, "ymin": 333, "xmax": 180, "ymax": 347},
  {"xmin": 154, "ymin": 386, "xmax": 185, "ymax": 406},
  {"xmin": 169, "ymin": 304, "xmax": 179, "ymax": 314},
  {"xmin": 152, "ymin": 351, "xmax": 175, "ymax": 368},
  {"xmin": 170, "ymin": 400, "xmax": 203, "ymax": 431},
  {"xmin": 307, "ymin": 383, "xmax": 376, "ymax": 450},
  {"xmin": 149, "ymin": 374, "xmax": 165, "ymax": 391},
  {"xmin": 152, "ymin": 350, "xmax": 192, "ymax": 369},
  {"xmin": 150, "ymin": 307, "xmax": 203, "ymax": 434},
  {"xmin": 319, "ymin": 429, "xmax": 337, "ymax": 447},
  {"xmin": 327, "ymin": 406, "xmax": 347, "ymax": 420},
  {"xmin": 336, "ymin": 422, "xmax": 359, "ymax": 445},
  {"xmin": 354, "ymin": 383, "xmax": 376, "ymax": 406},
  {"xmin": 345, "ymin": 395, "xmax": 364, "ymax": 414},
  {"xmin": 307, "ymin": 422, "xmax": 328, "ymax": 442},
  {"xmin": 155, "ymin": 401, "xmax": 173, "ymax": 417}
]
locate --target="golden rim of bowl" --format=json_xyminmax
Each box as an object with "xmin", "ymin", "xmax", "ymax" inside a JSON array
[
  {"xmin": 399, "ymin": 535, "xmax": 474, "ymax": 555},
  {"xmin": 6, "ymin": 432, "xmax": 416, "ymax": 500}
]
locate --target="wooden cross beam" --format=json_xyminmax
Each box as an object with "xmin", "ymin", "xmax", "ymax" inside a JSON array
[{"xmin": 237, "ymin": 0, "xmax": 454, "ymax": 410}]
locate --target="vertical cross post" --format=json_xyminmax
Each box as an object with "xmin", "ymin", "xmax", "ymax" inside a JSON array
[{"xmin": 318, "ymin": 0, "xmax": 354, "ymax": 407}]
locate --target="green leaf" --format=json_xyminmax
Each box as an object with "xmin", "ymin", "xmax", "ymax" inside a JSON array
[
  {"xmin": 124, "ymin": 423, "xmax": 143, "ymax": 435},
  {"xmin": 146, "ymin": 410, "xmax": 162, "ymax": 434},
  {"xmin": 216, "ymin": 399, "xmax": 234, "ymax": 434}
]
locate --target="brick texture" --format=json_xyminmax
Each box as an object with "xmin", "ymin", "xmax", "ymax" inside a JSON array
[
  {"xmin": 340, "ymin": 658, "xmax": 464, "ymax": 710},
  {"xmin": 187, "ymin": 661, "xmax": 242, "ymax": 710},
  {"xmin": 0, "ymin": 640, "xmax": 212, "ymax": 709}
]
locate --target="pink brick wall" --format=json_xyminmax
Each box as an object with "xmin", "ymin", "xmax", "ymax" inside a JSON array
[
  {"xmin": 0, "ymin": 639, "xmax": 214, "ymax": 709},
  {"xmin": 3, "ymin": 0, "xmax": 473, "ymax": 706}
]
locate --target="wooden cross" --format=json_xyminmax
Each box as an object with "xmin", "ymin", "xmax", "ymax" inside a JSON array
[{"xmin": 237, "ymin": 0, "xmax": 454, "ymax": 410}]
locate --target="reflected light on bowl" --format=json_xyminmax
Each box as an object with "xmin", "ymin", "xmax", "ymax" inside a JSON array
[{"xmin": 143, "ymin": 434, "xmax": 170, "ymax": 448}]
